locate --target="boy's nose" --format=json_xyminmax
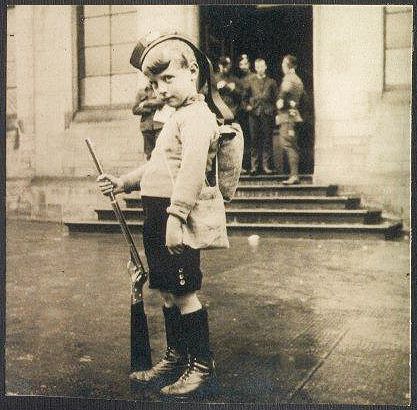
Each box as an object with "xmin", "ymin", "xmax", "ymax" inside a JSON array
[{"xmin": 157, "ymin": 82, "xmax": 168, "ymax": 94}]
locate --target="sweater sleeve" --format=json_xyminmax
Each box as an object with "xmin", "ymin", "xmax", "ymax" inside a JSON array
[
  {"xmin": 166, "ymin": 110, "xmax": 215, "ymax": 222},
  {"xmin": 119, "ymin": 164, "xmax": 147, "ymax": 193}
]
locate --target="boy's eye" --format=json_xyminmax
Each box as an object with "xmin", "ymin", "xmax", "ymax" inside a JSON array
[{"xmin": 162, "ymin": 75, "xmax": 174, "ymax": 83}]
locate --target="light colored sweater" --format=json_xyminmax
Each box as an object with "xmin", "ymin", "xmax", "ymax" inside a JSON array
[{"xmin": 120, "ymin": 94, "xmax": 220, "ymax": 222}]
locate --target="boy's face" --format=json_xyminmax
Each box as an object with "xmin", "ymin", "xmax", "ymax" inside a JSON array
[
  {"xmin": 148, "ymin": 60, "xmax": 198, "ymax": 108},
  {"xmin": 255, "ymin": 60, "xmax": 267, "ymax": 75}
]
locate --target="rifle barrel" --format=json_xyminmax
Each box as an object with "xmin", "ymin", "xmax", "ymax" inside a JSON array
[{"xmin": 85, "ymin": 138, "xmax": 146, "ymax": 275}]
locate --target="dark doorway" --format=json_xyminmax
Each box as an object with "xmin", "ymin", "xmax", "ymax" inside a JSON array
[{"xmin": 200, "ymin": 5, "xmax": 315, "ymax": 174}]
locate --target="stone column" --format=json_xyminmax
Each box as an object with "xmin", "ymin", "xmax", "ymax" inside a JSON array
[
  {"xmin": 14, "ymin": 5, "xmax": 36, "ymax": 178},
  {"xmin": 32, "ymin": 5, "xmax": 75, "ymax": 176},
  {"xmin": 312, "ymin": 5, "xmax": 384, "ymax": 183},
  {"xmin": 135, "ymin": 5, "xmax": 199, "ymax": 43}
]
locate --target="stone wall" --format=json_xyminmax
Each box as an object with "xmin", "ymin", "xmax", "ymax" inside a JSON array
[
  {"xmin": 6, "ymin": 5, "xmax": 199, "ymax": 222},
  {"xmin": 313, "ymin": 5, "xmax": 411, "ymax": 227}
]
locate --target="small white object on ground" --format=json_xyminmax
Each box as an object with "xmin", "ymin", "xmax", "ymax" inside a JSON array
[{"xmin": 248, "ymin": 234, "xmax": 260, "ymax": 246}]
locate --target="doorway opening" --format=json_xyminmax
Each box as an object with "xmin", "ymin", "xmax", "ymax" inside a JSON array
[{"xmin": 200, "ymin": 5, "xmax": 315, "ymax": 174}]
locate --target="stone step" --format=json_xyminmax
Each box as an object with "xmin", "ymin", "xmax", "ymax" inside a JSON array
[
  {"xmin": 234, "ymin": 184, "xmax": 338, "ymax": 197},
  {"xmin": 239, "ymin": 174, "xmax": 313, "ymax": 185},
  {"xmin": 64, "ymin": 219, "xmax": 403, "ymax": 240},
  {"xmin": 95, "ymin": 208, "xmax": 382, "ymax": 225},
  {"xmin": 124, "ymin": 196, "xmax": 361, "ymax": 210}
]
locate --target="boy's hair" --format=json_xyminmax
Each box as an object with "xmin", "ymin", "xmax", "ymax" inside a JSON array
[
  {"xmin": 142, "ymin": 39, "xmax": 197, "ymax": 77},
  {"xmin": 254, "ymin": 58, "xmax": 266, "ymax": 65},
  {"xmin": 284, "ymin": 54, "xmax": 298, "ymax": 69}
]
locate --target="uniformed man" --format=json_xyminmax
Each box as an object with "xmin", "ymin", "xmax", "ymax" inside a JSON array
[
  {"xmin": 236, "ymin": 54, "xmax": 253, "ymax": 173},
  {"xmin": 132, "ymin": 84, "xmax": 165, "ymax": 160},
  {"xmin": 213, "ymin": 56, "xmax": 241, "ymax": 117},
  {"xmin": 275, "ymin": 54, "xmax": 304, "ymax": 185},
  {"xmin": 245, "ymin": 58, "xmax": 278, "ymax": 175},
  {"xmin": 237, "ymin": 53, "xmax": 251, "ymax": 79}
]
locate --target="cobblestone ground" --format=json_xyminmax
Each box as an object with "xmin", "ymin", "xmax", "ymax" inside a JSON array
[{"xmin": 5, "ymin": 220, "xmax": 410, "ymax": 405}]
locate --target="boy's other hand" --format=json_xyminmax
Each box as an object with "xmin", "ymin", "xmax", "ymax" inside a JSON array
[
  {"xmin": 97, "ymin": 173, "xmax": 124, "ymax": 196},
  {"xmin": 166, "ymin": 215, "xmax": 185, "ymax": 255}
]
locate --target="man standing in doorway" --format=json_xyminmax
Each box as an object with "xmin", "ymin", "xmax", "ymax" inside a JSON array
[
  {"xmin": 236, "ymin": 54, "xmax": 253, "ymax": 174},
  {"xmin": 245, "ymin": 58, "xmax": 278, "ymax": 175},
  {"xmin": 276, "ymin": 54, "xmax": 304, "ymax": 185},
  {"xmin": 213, "ymin": 56, "xmax": 241, "ymax": 117}
]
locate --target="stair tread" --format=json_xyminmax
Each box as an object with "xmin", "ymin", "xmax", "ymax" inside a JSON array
[
  {"xmin": 66, "ymin": 219, "xmax": 400, "ymax": 230},
  {"xmin": 96, "ymin": 207, "xmax": 376, "ymax": 214},
  {"xmin": 237, "ymin": 184, "xmax": 335, "ymax": 188},
  {"xmin": 240, "ymin": 174, "xmax": 312, "ymax": 178},
  {"xmin": 225, "ymin": 196, "xmax": 355, "ymax": 201},
  {"xmin": 124, "ymin": 195, "xmax": 357, "ymax": 201},
  {"xmin": 225, "ymin": 221, "xmax": 401, "ymax": 229}
]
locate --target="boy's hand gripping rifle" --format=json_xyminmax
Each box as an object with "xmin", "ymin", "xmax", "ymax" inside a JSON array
[{"xmin": 85, "ymin": 138, "xmax": 152, "ymax": 372}]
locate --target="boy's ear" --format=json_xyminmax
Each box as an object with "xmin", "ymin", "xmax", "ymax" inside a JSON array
[{"xmin": 189, "ymin": 61, "xmax": 199, "ymax": 81}]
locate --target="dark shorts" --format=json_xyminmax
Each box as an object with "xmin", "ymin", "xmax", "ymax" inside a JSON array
[{"xmin": 142, "ymin": 196, "xmax": 202, "ymax": 295}]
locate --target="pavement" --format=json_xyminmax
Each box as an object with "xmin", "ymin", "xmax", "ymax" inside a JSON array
[{"xmin": 5, "ymin": 220, "xmax": 411, "ymax": 405}]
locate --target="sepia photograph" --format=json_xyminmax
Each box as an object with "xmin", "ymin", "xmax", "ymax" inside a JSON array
[{"xmin": 3, "ymin": 2, "xmax": 413, "ymax": 407}]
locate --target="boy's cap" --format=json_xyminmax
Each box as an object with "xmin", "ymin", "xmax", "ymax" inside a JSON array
[
  {"xmin": 130, "ymin": 31, "xmax": 234, "ymax": 122},
  {"xmin": 130, "ymin": 31, "xmax": 171, "ymax": 70},
  {"xmin": 130, "ymin": 31, "xmax": 205, "ymax": 73},
  {"xmin": 130, "ymin": 31, "xmax": 210, "ymax": 92}
]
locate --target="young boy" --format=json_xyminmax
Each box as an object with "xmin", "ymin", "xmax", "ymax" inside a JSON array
[{"xmin": 97, "ymin": 33, "xmax": 225, "ymax": 398}]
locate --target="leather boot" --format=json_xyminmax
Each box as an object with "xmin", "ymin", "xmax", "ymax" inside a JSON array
[
  {"xmin": 160, "ymin": 308, "xmax": 219, "ymax": 398},
  {"xmin": 282, "ymin": 175, "xmax": 300, "ymax": 185},
  {"xmin": 130, "ymin": 306, "xmax": 187, "ymax": 384}
]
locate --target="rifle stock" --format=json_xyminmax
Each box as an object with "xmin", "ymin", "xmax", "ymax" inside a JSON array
[{"xmin": 85, "ymin": 138, "xmax": 152, "ymax": 372}]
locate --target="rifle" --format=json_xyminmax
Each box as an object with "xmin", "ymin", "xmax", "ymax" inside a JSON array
[{"xmin": 85, "ymin": 138, "xmax": 152, "ymax": 372}]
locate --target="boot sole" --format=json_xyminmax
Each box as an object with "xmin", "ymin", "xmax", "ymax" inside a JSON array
[
  {"xmin": 130, "ymin": 368, "xmax": 187, "ymax": 388},
  {"xmin": 159, "ymin": 379, "xmax": 220, "ymax": 401}
]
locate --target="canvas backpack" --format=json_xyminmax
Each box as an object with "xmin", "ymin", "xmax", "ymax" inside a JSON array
[{"xmin": 216, "ymin": 122, "xmax": 244, "ymax": 202}]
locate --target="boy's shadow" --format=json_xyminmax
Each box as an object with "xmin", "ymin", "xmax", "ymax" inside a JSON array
[{"xmin": 208, "ymin": 295, "xmax": 323, "ymax": 404}]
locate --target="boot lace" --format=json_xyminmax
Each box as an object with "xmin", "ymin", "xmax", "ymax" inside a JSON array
[
  {"xmin": 179, "ymin": 358, "xmax": 210, "ymax": 382},
  {"xmin": 151, "ymin": 347, "xmax": 180, "ymax": 372},
  {"xmin": 179, "ymin": 361, "xmax": 194, "ymax": 382},
  {"xmin": 163, "ymin": 346, "xmax": 177, "ymax": 360}
]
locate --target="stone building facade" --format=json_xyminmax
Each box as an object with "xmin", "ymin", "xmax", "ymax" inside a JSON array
[{"xmin": 5, "ymin": 5, "xmax": 412, "ymax": 226}]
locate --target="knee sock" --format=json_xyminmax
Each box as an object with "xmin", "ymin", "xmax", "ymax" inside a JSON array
[
  {"xmin": 163, "ymin": 305, "xmax": 187, "ymax": 357},
  {"xmin": 181, "ymin": 308, "xmax": 213, "ymax": 365}
]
